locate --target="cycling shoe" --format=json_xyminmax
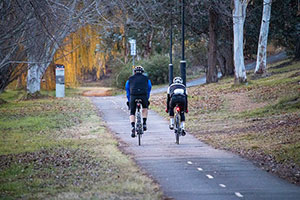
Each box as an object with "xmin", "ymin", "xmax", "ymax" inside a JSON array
[
  {"xmin": 169, "ymin": 124, "xmax": 174, "ymax": 130},
  {"xmin": 181, "ymin": 129, "xmax": 186, "ymax": 136},
  {"xmin": 143, "ymin": 123, "xmax": 147, "ymax": 131},
  {"xmin": 131, "ymin": 127, "xmax": 136, "ymax": 138}
]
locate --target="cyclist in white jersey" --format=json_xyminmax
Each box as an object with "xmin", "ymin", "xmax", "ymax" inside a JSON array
[{"xmin": 165, "ymin": 77, "xmax": 188, "ymax": 135}]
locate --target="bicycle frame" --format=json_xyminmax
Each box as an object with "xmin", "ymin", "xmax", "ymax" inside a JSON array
[
  {"xmin": 135, "ymin": 99, "xmax": 143, "ymax": 146},
  {"xmin": 174, "ymin": 105, "xmax": 181, "ymax": 144}
]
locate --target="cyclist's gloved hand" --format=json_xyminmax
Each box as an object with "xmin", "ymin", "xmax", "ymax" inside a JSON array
[
  {"xmin": 186, "ymin": 108, "xmax": 188, "ymax": 113},
  {"xmin": 165, "ymin": 108, "xmax": 168, "ymax": 113}
]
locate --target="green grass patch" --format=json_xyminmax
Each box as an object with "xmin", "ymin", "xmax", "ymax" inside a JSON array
[
  {"xmin": 241, "ymin": 94, "xmax": 300, "ymax": 118},
  {"xmin": 0, "ymin": 96, "xmax": 162, "ymax": 199},
  {"xmin": 0, "ymin": 88, "xmax": 83, "ymax": 103},
  {"xmin": 269, "ymin": 60, "xmax": 299, "ymax": 74},
  {"xmin": 0, "ymin": 90, "xmax": 25, "ymax": 102}
]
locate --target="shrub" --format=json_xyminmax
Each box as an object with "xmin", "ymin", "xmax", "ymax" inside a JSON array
[
  {"xmin": 115, "ymin": 62, "xmax": 132, "ymax": 89},
  {"xmin": 115, "ymin": 55, "xmax": 180, "ymax": 88}
]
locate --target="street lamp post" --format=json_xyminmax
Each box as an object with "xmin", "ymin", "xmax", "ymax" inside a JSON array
[
  {"xmin": 169, "ymin": 4, "xmax": 173, "ymax": 86},
  {"xmin": 180, "ymin": 0, "xmax": 186, "ymax": 86}
]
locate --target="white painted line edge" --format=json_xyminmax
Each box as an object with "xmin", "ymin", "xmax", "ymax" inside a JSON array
[
  {"xmin": 235, "ymin": 192, "xmax": 243, "ymax": 198},
  {"xmin": 197, "ymin": 167, "xmax": 203, "ymax": 171},
  {"xmin": 219, "ymin": 184, "xmax": 226, "ymax": 188},
  {"xmin": 206, "ymin": 174, "xmax": 214, "ymax": 179}
]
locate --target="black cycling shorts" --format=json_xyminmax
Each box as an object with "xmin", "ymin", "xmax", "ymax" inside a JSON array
[
  {"xmin": 169, "ymin": 94, "xmax": 186, "ymax": 121},
  {"xmin": 130, "ymin": 95, "xmax": 148, "ymax": 115}
]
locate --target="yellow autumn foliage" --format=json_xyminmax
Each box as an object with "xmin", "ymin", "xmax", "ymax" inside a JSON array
[
  {"xmin": 10, "ymin": 25, "xmax": 107, "ymax": 90},
  {"xmin": 51, "ymin": 25, "xmax": 107, "ymax": 89}
]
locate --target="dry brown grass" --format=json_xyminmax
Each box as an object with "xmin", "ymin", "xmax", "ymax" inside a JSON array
[{"xmin": 151, "ymin": 60, "xmax": 300, "ymax": 185}]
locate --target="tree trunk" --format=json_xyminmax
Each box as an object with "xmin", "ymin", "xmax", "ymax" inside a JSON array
[
  {"xmin": 16, "ymin": 76, "xmax": 24, "ymax": 90},
  {"xmin": 224, "ymin": 28, "xmax": 234, "ymax": 76},
  {"xmin": 144, "ymin": 30, "xmax": 154, "ymax": 58},
  {"xmin": 27, "ymin": 63, "xmax": 42, "ymax": 93},
  {"xmin": 206, "ymin": 8, "xmax": 218, "ymax": 83},
  {"xmin": 295, "ymin": 37, "xmax": 300, "ymax": 60},
  {"xmin": 233, "ymin": 0, "xmax": 248, "ymax": 84},
  {"xmin": 219, "ymin": 45, "xmax": 234, "ymax": 76},
  {"xmin": 217, "ymin": 50, "xmax": 226, "ymax": 76},
  {"xmin": 255, "ymin": 0, "xmax": 272, "ymax": 74}
]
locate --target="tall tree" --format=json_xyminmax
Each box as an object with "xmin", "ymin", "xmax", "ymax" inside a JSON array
[
  {"xmin": 233, "ymin": 0, "xmax": 249, "ymax": 84},
  {"xmin": 255, "ymin": 0, "xmax": 272, "ymax": 74},
  {"xmin": 206, "ymin": 8, "xmax": 218, "ymax": 83},
  {"xmin": 269, "ymin": 0, "xmax": 300, "ymax": 60},
  {"xmin": 25, "ymin": 0, "xmax": 95, "ymax": 94},
  {"xmin": 0, "ymin": 0, "xmax": 32, "ymax": 93}
]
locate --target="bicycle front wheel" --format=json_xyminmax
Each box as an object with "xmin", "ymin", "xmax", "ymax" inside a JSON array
[{"xmin": 138, "ymin": 131, "xmax": 141, "ymax": 146}]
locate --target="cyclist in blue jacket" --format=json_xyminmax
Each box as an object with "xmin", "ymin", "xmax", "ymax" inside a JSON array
[{"xmin": 125, "ymin": 66, "xmax": 152, "ymax": 138}]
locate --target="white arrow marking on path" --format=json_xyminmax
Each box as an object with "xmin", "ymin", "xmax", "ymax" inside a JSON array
[
  {"xmin": 219, "ymin": 184, "xmax": 226, "ymax": 188},
  {"xmin": 197, "ymin": 167, "xmax": 203, "ymax": 171},
  {"xmin": 187, "ymin": 161, "xmax": 193, "ymax": 165}
]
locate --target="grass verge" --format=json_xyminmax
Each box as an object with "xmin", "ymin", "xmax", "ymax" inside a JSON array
[{"xmin": 0, "ymin": 95, "xmax": 163, "ymax": 199}]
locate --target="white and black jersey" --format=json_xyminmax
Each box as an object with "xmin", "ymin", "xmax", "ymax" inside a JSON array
[{"xmin": 166, "ymin": 83, "xmax": 188, "ymax": 114}]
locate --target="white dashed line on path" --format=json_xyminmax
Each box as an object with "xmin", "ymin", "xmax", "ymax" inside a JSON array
[
  {"xmin": 235, "ymin": 192, "xmax": 243, "ymax": 198},
  {"xmin": 187, "ymin": 161, "xmax": 193, "ymax": 165},
  {"xmin": 197, "ymin": 167, "xmax": 203, "ymax": 171},
  {"xmin": 219, "ymin": 184, "xmax": 226, "ymax": 188},
  {"xmin": 206, "ymin": 174, "xmax": 214, "ymax": 179}
]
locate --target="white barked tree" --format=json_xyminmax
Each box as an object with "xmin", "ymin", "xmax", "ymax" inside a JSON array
[
  {"xmin": 232, "ymin": 0, "xmax": 250, "ymax": 84},
  {"xmin": 255, "ymin": 0, "xmax": 272, "ymax": 74},
  {"xmin": 25, "ymin": 0, "xmax": 96, "ymax": 94}
]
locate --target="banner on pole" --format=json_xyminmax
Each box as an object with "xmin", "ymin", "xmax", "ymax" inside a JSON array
[{"xmin": 129, "ymin": 39, "xmax": 136, "ymax": 56}]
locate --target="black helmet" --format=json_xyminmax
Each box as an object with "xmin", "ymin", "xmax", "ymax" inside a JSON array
[
  {"xmin": 134, "ymin": 65, "xmax": 144, "ymax": 73},
  {"xmin": 173, "ymin": 76, "xmax": 183, "ymax": 84}
]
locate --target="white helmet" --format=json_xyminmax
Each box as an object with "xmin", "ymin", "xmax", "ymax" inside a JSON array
[
  {"xmin": 134, "ymin": 65, "xmax": 144, "ymax": 73},
  {"xmin": 173, "ymin": 77, "xmax": 183, "ymax": 84}
]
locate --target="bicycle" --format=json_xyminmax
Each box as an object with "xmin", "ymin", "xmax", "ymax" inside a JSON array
[
  {"xmin": 135, "ymin": 99, "xmax": 144, "ymax": 146},
  {"xmin": 174, "ymin": 105, "xmax": 182, "ymax": 144}
]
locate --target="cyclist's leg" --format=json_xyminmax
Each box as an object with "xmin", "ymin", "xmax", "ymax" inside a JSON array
[
  {"xmin": 179, "ymin": 99, "xmax": 186, "ymax": 135},
  {"xmin": 130, "ymin": 95, "xmax": 137, "ymax": 137},
  {"xmin": 141, "ymin": 95, "xmax": 148, "ymax": 131},
  {"xmin": 169, "ymin": 97, "xmax": 176, "ymax": 129}
]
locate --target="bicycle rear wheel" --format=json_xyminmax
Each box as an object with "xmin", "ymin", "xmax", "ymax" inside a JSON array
[
  {"xmin": 136, "ymin": 108, "xmax": 142, "ymax": 146},
  {"xmin": 175, "ymin": 112, "xmax": 180, "ymax": 144}
]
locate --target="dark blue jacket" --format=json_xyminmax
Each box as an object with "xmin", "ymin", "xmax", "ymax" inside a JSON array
[{"xmin": 125, "ymin": 74, "xmax": 152, "ymax": 101}]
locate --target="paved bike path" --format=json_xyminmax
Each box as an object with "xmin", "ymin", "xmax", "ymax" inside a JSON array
[{"xmin": 91, "ymin": 95, "xmax": 300, "ymax": 200}]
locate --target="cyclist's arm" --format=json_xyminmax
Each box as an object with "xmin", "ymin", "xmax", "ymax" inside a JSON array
[
  {"xmin": 185, "ymin": 89, "xmax": 188, "ymax": 112},
  {"xmin": 185, "ymin": 95, "xmax": 188, "ymax": 112},
  {"xmin": 125, "ymin": 80, "xmax": 130, "ymax": 101},
  {"xmin": 147, "ymin": 79, "xmax": 152, "ymax": 99},
  {"xmin": 166, "ymin": 86, "xmax": 170, "ymax": 110},
  {"xmin": 167, "ymin": 94, "xmax": 170, "ymax": 110}
]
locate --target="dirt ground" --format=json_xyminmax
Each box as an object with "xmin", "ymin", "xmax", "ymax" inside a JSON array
[{"xmin": 81, "ymin": 87, "xmax": 113, "ymax": 96}]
